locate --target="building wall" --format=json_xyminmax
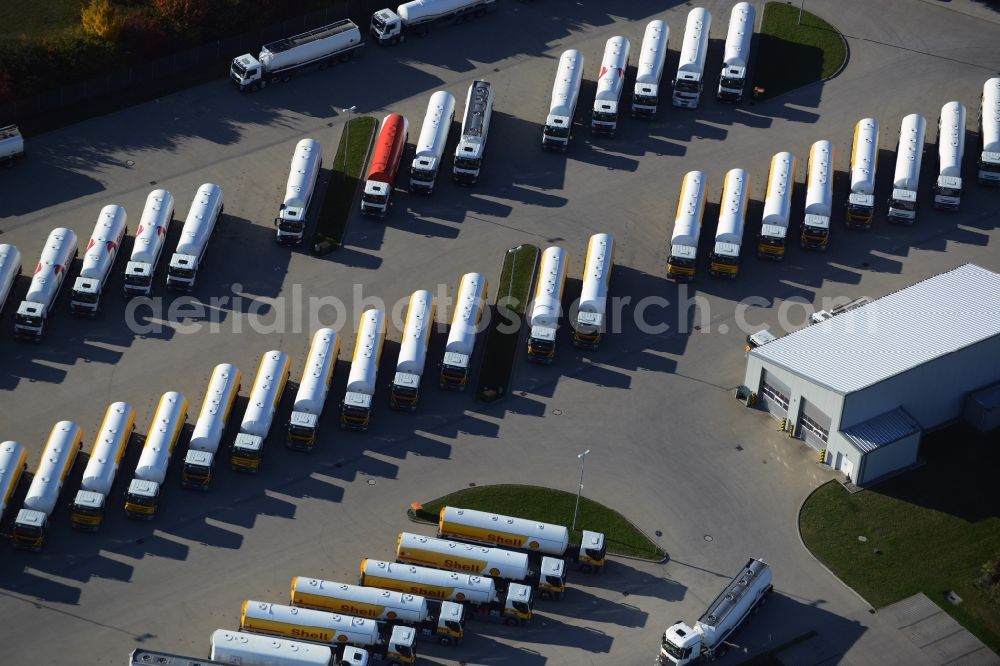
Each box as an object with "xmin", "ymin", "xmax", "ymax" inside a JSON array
[
  {"xmin": 841, "ymin": 335, "xmax": 1000, "ymax": 430},
  {"xmin": 856, "ymin": 430, "xmax": 922, "ymax": 485},
  {"xmin": 825, "ymin": 432, "xmax": 863, "ymax": 482}
]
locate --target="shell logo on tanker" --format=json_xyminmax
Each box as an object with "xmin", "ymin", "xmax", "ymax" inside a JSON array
[
  {"xmin": 332, "ymin": 602, "xmax": 382, "ymax": 619},
  {"xmin": 443, "ymin": 558, "xmax": 482, "ymax": 573},
  {"xmin": 489, "ymin": 567, "xmax": 501, "ymax": 577},
  {"xmin": 290, "ymin": 627, "xmax": 333, "ymax": 641}
]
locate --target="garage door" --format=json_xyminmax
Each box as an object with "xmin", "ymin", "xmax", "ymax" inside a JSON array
[
  {"xmin": 799, "ymin": 399, "xmax": 831, "ymax": 451},
  {"xmin": 760, "ymin": 370, "xmax": 790, "ymax": 419}
]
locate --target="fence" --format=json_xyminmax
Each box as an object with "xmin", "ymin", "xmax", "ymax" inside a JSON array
[{"xmin": 0, "ymin": 5, "xmax": 370, "ymax": 129}]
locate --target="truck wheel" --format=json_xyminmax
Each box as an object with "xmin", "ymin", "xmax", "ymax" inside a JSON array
[
  {"xmin": 437, "ymin": 636, "xmax": 452, "ymax": 646},
  {"xmin": 504, "ymin": 617, "xmax": 519, "ymax": 626},
  {"xmin": 579, "ymin": 563, "xmax": 593, "ymax": 573},
  {"xmin": 540, "ymin": 590, "xmax": 552, "ymax": 601}
]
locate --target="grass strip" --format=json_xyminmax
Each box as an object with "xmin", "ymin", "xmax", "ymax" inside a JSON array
[
  {"xmin": 754, "ymin": 2, "xmax": 846, "ymax": 98},
  {"xmin": 475, "ymin": 244, "xmax": 540, "ymax": 402},
  {"xmin": 415, "ymin": 484, "xmax": 665, "ymax": 560},
  {"xmin": 312, "ymin": 115, "xmax": 376, "ymax": 254},
  {"xmin": 799, "ymin": 425, "xmax": 1000, "ymax": 653}
]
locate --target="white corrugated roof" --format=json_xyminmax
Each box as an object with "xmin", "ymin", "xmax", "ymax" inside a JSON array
[
  {"xmin": 842, "ymin": 407, "xmax": 921, "ymax": 453},
  {"xmin": 751, "ymin": 264, "xmax": 1000, "ymax": 394}
]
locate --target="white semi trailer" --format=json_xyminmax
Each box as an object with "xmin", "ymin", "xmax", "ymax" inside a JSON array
[
  {"xmin": 123, "ymin": 189, "xmax": 174, "ymax": 296},
  {"xmin": 230, "ymin": 20, "xmax": 363, "ymax": 92},
  {"xmin": 231, "ymin": 350, "xmax": 291, "ymax": 473},
  {"xmin": 341, "ymin": 308, "xmax": 387, "ymax": 431},
  {"xmin": 210, "ymin": 630, "xmax": 361, "ymax": 666},
  {"xmin": 800, "ymin": 139, "xmax": 834, "ymax": 250},
  {"xmin": 370, "ymin": 0, "xmax": 497, "ymax": 45},
  {"xmin": 69, "ymin": 402, "xmax": 135, "ymax": 531},
  {"xmin": 439, "ymin": 272, "xmax": 488, "ymax": 391},
  {"xmin": 709, "ymin": 168, "xmax": 750, "ymax": 278},
  {"xmin": 287, "ymin": 329, "xmax": 342, "ymax": 449},
  {"xmin": 658, "ymin": 558, "xmax": 773, "ymax": 665},
  {"xmin": 453, "ymin": 80, "xmax": 495, "ymax": 184},
  {"xmin": 672, "ymin": 8, "xmax": 711, "ymax": 108},
  {"xmin": 631, "ymin": 20, "xmax": 669, "ymax": 117},
  {"xmin": 716, "ymin": 2, "xmax": 755, "ymax": 103},
  {"xmin": 70, "ymin": 204, "xmax": 127, "ymax": 315},
  {"xmin": 13, "ymin": 227, "xmax": 78, "ymax": 340},
  {"xmin": 390, "ymin": 290, "xmax": 435, "ymax": 411},
  {"xmin": 526, "ymin": 246, "xmax": 568, "ymax": 363},
  {"xmin": 542, "ymin": 49, "xmax": 585, "ymax": 151},
  {"xmin": 591, "ymin": 36, "xmax": 631, "ymax": 135},
  {"xmin": 181, "ymin": 363, "xmax": 242, "ymax": 490},
  {"xmin": 410, "ymin": 90, "xmax": 455, "ymax": 194},
  {"xmin": 0, "ymin": 124, "xmax": 24, "ymax": 165},
  {"xmin": 438, "ymin": 505, "xmax": 607, "ymax": 573},
  {"xmin": 291, "ymin": 576, "xmax": 466, "ymax": 645},
  {"xmin": 11, "ymin": 421, "xmax": 83, "ymax": 550},
  {"xmin": 396, "ymin": 531, "xmax": 567, "ymax": 600},
  {"xmin": 756, "ymin": 151, "xmax": 796, "ymax": 260},
  {"xmin": 887, "ymin": 113, "xmax": 926, "ymax": 225},
  {"xmin": 167, "ymin": 183, "xmax": 223, "ymax": 291},
  {"xmin": 360, "ymin": 558, "xmax": 534, "ymax": 626},
  {"xmin": 240, "ymin": 600, "xmax": 415, "ymax": 664},
  {"xmin": 845, "ymin": 118, "xmax": 879, "ymax": 229},
  {"xmin": 978, "ymin": 77, "xmax": 1000, "ymax": 185},
  {"xmin": 573, "ymin": 232, "xmax": 615, "ymax": 349},
  {"xmin": 667, "ymin": 170, "xmax": 708, "ymax": 282},
  {"xmin": 0, "ymin": 441, "xmax": 28, "ymax": 522},
  {"xmin": 124, "ymin": 391, "xmax": 187, "ymax": 519},
  {"xmin": 275, "ymin": 138, "xmax": 323, "ymax": 244},
  {"xmin": 0, "ymin": 244, "xmax": 22, "ymax": 315},
  {"xmin": 933, "ymin": 101, "xmax": 966, "ymax": 210}
]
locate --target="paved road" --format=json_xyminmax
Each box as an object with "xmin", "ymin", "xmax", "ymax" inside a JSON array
[{"xmin": 1, "ymin": 1, "xmax": 998, "ymax": 664}]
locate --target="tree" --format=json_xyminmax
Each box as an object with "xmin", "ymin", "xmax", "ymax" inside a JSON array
[{"xmin": 81, "ymin": 0, "xmax": 124, "ymax": 41}]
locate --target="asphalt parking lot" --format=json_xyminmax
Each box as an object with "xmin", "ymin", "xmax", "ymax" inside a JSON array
[{"xmin": 1, "ymin": 0, "xmax": 999, "ymax": 664}]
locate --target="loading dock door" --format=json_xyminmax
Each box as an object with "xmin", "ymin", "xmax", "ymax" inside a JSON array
[
  {"xmin": 799, "ymin": 399, "xmax": 832, "ymax": 451},
  {"xmin": 760, "ymin": 370, "xmax": 791, "ymax": 419}
]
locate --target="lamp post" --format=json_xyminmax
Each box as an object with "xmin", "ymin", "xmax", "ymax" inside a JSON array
[
  {"xmin": 342, "ymin": 105, "xmax": 357, "ymax": 178},
  {"xmin": 572, "ymin": 449, "xmax": 591, "ymax": 531},
  {"xmin": 798, "ymin": 0, "xmax": 805, "ymax": 25}
]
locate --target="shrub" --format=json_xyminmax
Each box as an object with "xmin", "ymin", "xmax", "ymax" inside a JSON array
[
  {"xmin": 978, "ymin": 554, "xmax": 1000, "ymax": 605},
  {"xmin": 81, "ymin": 0, "xmax": 125, "ymax": 41}
]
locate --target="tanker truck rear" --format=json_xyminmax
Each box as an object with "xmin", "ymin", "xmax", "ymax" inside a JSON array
[
  {"xmin": 124, "ymin": 392, "xmax": 187, "ymax": 519},
  {"xmin": 632, "ymin": 21, "xmax": 668, "ymax": 117},
  {"xmin": 287, "ymin": 329, "xmax": 341, "ymax": 450},
  {"xmin": 542, "ymin": 50, "xmax": 584, "ymax": 151},
  {"xmin": 69, "ymin": 402, "xmax": 135, "ymax": 530},
  {"xmin": 275, "ymin": 138, "xmax": 322, "ymax": 244},
  {"xmin": 716, "ymin": 2, "xmax": 755, "ymax": 103},
  {"xmin": 14, "ymin": 227, "xmax": 78, "ymax": 340},
  {"xmin": 390, "ymin": 290, "xmax": 435, "ymax": 411},
  {"xmin": 361, "ymin": 114, "xmax": 409, "ymax": 218},
  {"xmin": 978, "ymin": 78, "xmax": 1000, "ymax": 185},
  {"xmin": 230, "ymin": 351, "xmax": 291, "ymax": 473},
  {"xmin": 341, "ymin": 308, "xmax": 387, "ymax": 431},
  {"xmin": 410, "ymin": 91, "xmax": 455, "ymax": 194},
  {"xmin": 672, "ymin": 8, "xmax": 711, "ymax": 108},
  {"xmin": 933, "ymin": 101, "xmax": 966, "ymax": 210},
  {"xmin": 123, "ymin": 190, "xmax": 174, "ymax": 296},
  {"xmin": 439, "ymin": 272, "xmax": 488, "ymax": 390},
  {"xmin": 70, "ymin": 204, "xmax": 127, "ymax": 315}
]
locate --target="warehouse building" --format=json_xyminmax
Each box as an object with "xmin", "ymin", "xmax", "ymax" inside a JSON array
[{"xmin": 743, "ymin": 263, "xmax": 1000, "ymax": 486}]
